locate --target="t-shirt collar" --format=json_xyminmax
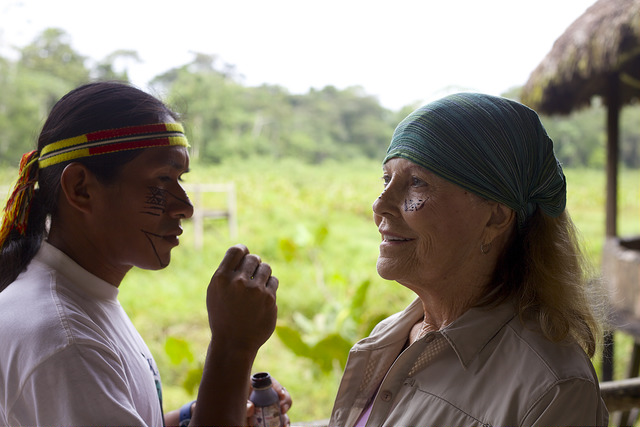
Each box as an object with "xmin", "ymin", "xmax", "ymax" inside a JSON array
[{"xmin": 36, "ymin": 241, "xmax": 120, "ymax": 302}]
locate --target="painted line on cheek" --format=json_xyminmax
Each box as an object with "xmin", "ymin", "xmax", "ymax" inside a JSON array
[
  {"xmin": 145, "ymin": 187, "xmax": 168, "ymax": 212},
  {"xmin": 166, "ymin": 190, "xmax": 193, "ymax": 208},
  {"xmin": 142, "ymin": 187, "xmax": 193, "ymax": 216},
  {"xmin": 141, "ymin": 208, "xmax": 162, "ymax": 217},
  {"xmin": 141, "ymin": 229, "xmax": 167, "ymax": 268}
]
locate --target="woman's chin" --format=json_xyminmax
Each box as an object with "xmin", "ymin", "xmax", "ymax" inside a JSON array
[{"xmin": 376, "ymin": 260, "xmax": 398, "ymax": 281}]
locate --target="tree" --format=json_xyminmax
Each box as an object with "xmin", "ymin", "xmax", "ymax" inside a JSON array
[
  {"xmin": 0, "ymin": 28, "xmax": 90, "ymax": 164},
  {"xmin": 621, "ymin": 105, "xmax": 640, "ymax": 168},
  {"xmin": 19, "ymin": 28, "xmax": 89, "ymax": 85},
  {"xmin": 152, "ymin": 54, "xmax": 252, "ymax": 163},
  {"xmin": 4, "ymin": 29, "xmax": 637, "ymax": 169},
  {"xmin": 539, "ymin": 100, "xmax": 607, "ymax": 169},
  {"xmin": 93, "ymin": 50, "xmax": 141, "ymax": 82}
]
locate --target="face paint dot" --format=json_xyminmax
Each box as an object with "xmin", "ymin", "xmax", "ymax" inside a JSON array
[{"xmin": 404, "ymin": 199, "xmax": 426, "ymax": 212}]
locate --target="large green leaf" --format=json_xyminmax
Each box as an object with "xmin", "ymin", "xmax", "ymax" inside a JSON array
[
  {"xmin": 164, "ymin": 336, "xmax": 195, "ymax": 365},
  {"xmin": 310, "ymin": 333, "xmax": 353, "ymax": 372},
  {"xmin": 350, "ymin": 279, "xmax": 371, "ymax": 316},
  {"xmin": 182, "ymin": 365, "xmax": 204, "ymax": 395},
  {"xmin": 275, "ymin": 325, "xmax": 312, "ymax": 358},
  {"xmin": 278, "ymin": 238, "xmax": 298, "ymax": 262}
]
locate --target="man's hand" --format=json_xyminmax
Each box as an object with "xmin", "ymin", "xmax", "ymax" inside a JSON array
[
  {"xmin": 207, "ymin": 244, "xmax": 278, "ymax": 353},
  {"xmin": 189, "ymin": 244, "xmax": 279, "ymax": 426}
]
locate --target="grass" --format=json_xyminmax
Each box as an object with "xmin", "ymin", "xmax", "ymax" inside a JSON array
[{"xmin": 2, "ymin": 159, "xmax": 639, "ymax": 422}]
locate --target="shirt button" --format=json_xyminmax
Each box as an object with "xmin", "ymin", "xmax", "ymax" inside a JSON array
[{"xmin": 380, "ymin": 390, "xmax": 393, "ymax": 401}]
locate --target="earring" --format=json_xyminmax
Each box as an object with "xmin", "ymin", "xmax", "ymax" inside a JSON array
[{"xmin": 480, "ymin": 242, "xmax": 492, "ymax": 255}]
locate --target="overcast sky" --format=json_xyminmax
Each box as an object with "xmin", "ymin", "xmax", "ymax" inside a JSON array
[{"xmin": 1, "ymin": 0, "xmax": 597, "ymax": 110}]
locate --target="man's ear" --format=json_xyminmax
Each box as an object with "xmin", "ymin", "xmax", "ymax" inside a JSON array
[{"xmin": 58, "ymin": 163, "xmax": 98, "ymax": 214}]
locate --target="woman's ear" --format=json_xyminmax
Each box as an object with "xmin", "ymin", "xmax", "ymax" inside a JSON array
[
  {"xmin": 58, "ymin": 163, "xmax": 98, "ymax": 214},
  {"xmin": 484, "ymin": 201, "xmax": 516, "ymax": 242}
]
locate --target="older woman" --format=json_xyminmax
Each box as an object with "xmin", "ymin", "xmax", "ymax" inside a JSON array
[{"xmin": 329, "ymin": 93, "xmax": 607, "ymax": 426}]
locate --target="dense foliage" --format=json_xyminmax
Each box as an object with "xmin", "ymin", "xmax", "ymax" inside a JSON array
[{"xmin": 1, "ymin": 28, "xmax": 639, "ymax": 168}]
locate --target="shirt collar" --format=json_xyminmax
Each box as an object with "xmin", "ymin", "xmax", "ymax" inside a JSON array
[
  {"xmin": 353, "ymin": 297, "xmax": 517, "ymax": 369},
  {"xmin": 35, "ymin": 241, "xmax": 120, "ymax": 302},
  {"xmin": 440, "ymin": 300, "xmax": 517, "ymax": 368}
]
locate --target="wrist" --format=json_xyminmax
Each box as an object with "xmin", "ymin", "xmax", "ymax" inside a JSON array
[
  {"xmin": 178, "ymin": 400, "xmax": 196, "ymax": 427},
  {"xmin": 208, "ymin": 340, "xmax": 258, "ymax": 363}
]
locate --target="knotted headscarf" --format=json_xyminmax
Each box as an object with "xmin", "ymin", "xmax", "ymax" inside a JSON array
[{"xmin": 383, "ymin": 93, "xmax": 566, "ymax": 229}]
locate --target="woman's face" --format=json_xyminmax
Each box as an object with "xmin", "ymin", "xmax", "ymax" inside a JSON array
[
  {"xmin": 373, "ymin": 157, "xmax": 494, "ymax": 290},
  {"xmin": 90, "ymin": 146, "xmax": 193, "ymax": 273}
]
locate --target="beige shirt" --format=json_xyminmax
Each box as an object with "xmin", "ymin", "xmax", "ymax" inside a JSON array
[{"xmin": 329, "ymin": 298, "xmax": 608, "ymax": 427}]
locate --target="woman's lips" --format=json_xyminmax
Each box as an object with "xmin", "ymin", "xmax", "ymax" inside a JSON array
[{"xmin": 379, "ymin": 229, "xmax": 414, "ymax": 245}]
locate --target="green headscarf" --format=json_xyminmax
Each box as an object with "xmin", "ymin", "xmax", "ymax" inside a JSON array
[{"xmin": 383, "ymin": 93, "xmax": 566, "ymax": 228}]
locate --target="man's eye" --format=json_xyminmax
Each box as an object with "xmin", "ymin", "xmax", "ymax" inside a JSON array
[{"xmin": 381, "ymin": 175, "xmax": 391, "ymax": 186}]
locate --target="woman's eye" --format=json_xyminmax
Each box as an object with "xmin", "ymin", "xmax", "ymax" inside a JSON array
[
  {"xmin": 411, "ymin": 176, "xmax": 426, "ymax": 187},
  {"xmin": 381, "ymin": 175, "xmax": 391, "ymax": 186}
]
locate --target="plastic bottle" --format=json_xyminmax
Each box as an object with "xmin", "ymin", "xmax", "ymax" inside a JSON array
[{"xmin": 249, "ymin": 372, "xmax": 284, "ymax": 427}]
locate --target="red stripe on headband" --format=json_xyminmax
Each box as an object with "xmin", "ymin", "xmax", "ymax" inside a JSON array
[
  {"xmin": 86, "ymin": 124, "xmax": 170, "ymax": 142},
  {"xmin": 89, "ymin": 137, "xmax": 171, "ymax": 155}
]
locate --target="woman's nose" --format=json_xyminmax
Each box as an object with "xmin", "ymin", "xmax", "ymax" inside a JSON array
[{"xmin": 372, "ymin": 186, "xmax": 397, "ymax": 217}]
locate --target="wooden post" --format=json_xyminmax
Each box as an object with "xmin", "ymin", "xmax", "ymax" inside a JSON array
[
  {"xmin": 227, "ymin": 183, "xmax": 238, "ymax": 239},
  {"xmin": 605, "ymin": 73, "xmax": 620, "ymax": 237},
  {"xmin": 603, "ymin": 331, "xmax": 615, "ymax": 381},
  {"xmin": 184, "ymin": 183, "xmax": 237, "ymax": 249},
  {"xmin": 192, "ymin": 185, "xmax": 204, "ymax": 250},
  {"xmin": 603, "ymin": 74, "xmax": 622, "ymax": 389}
]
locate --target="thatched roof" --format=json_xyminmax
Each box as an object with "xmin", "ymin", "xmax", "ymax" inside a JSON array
[{"xmin": 520, "ymin": 0, "xmax": 640, "ymax": 115}]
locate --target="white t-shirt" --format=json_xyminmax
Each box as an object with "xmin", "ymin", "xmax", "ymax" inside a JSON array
[{"xmin": 0, "ymin": 242, "xmax": 164, "ymax": 427}]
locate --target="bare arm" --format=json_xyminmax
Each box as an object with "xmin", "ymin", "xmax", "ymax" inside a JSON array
[{"xmin": 189, "ymin": 244, "xmax": 279, "ymax": 426}]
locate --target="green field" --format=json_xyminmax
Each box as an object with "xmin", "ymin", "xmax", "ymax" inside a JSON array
[{"xmin": 3, "ymin": 159, "xmax": 639, "ymax": 422}]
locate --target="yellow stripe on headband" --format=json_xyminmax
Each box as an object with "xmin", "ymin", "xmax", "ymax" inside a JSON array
[
  {"xmin": 38, "ymin": 122, "xmax": 189, "ymax": 169},
  {"xmin": 41, "ymin": 134, "xmax": 90, "ymax": 157}
]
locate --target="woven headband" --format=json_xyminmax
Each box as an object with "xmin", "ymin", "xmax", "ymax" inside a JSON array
[
  {"xmin": 0, "ymin": 122, "xmax": 190, "ymax": 248},
  {"xmin": 38, "ymin": 122, "xmax": 189, "ymax": 168}
]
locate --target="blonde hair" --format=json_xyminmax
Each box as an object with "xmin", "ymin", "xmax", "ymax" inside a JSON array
[{"xmin": 487, "ymin": 209, "xmax": 605, "ymax": 358}]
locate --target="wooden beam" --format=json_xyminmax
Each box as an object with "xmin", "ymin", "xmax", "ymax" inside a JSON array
[{"xmin": 601, "ymin": 377, "xmax": 640, "ymax": 412}]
